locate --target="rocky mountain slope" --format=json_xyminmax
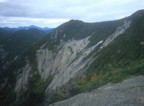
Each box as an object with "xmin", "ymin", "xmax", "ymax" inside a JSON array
[{"xmin": 0, "ymin": 9, "xmax": 144, "ymax": 106}]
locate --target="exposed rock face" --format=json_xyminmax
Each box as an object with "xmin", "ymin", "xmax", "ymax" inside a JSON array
[
  {"xmin": 102, "ymin": 20, "xmax": 131, "ymax": 47},
  {"xmin": 37, "ymin": 36, "xmax": 92, "ymax": 90},
  {"xmin": 15, "ymin": 61, "xmax": 31, "ymax": 93},
  {"xmin": 49, "ymin": 76, "xmax": 144, "ymax": 106}
]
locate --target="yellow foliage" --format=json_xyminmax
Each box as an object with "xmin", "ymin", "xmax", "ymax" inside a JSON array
[{"xmin": 90, "ymin": 74, "xmax": 100, "ymax": 81}]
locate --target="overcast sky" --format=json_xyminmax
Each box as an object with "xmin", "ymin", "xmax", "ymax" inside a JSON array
[{"xmin": 0, "ymin": 0, "xmax": 144, "ymax": 28}]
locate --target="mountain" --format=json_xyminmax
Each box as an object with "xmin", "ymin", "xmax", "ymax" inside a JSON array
[
  {"xmin": 0, "ymin": 28, "xmax": 52, "ymax": 71},
  {"xmin": 0, "ymin": 9, "xmax": 144, "ymax": 106},
  {"xmin": 16, "ymin": 25, "xmax": 53, "ymax": 32},
  {"xmin": 3, "ymin": 25, "xmax": 53, "ymax": 33}
]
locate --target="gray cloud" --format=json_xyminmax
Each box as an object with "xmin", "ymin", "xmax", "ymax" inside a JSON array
[
  {"xmin": 0, "ymin": 3, "xmax": 28, "ymax": 17},
  {"xmin": 0, "ymin": 0, "xmax": 144, "ymax": 27}
]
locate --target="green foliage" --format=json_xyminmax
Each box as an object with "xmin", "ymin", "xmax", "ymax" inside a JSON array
[
  {"xmin": 0, "ymin": 84, "xmax": 16, "ymax": 106},
  {"xmin": 80, "ymin": 60, "xmax": 144, "ymax": 92},
  {"xmin": 55, "ymin": 19, "xmax": 123, "ymax": 45},
  {"xmin": 87, "ymin": 17, "xmax": 144, "ymax": 74},
  {"xmin": 1, "ymin": 28, "xmax": 47, "ymax": 61}
]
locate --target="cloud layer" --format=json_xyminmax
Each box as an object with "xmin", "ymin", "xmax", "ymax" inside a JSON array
[{"xmin": 0, "ymin": 0, "xmax": 144, "ymax": 27}]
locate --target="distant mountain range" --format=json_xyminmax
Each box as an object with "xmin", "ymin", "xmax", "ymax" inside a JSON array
[
  {"xmin": 2, "ymin": 25, "xmax": 53, "ymax": 33},
  {"xmin": 0, "ymin": 26, "xmax": 54, "ymax": 71}
]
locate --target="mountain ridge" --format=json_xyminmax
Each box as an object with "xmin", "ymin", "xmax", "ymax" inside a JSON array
[{"xmin": 2, "ymin": 25, "xmax": 53, "ymax": 33}]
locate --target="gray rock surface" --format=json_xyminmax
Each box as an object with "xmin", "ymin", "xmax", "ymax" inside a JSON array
[
  {"xmin": 49, "ymin": 76, "xmax": 144, "ymax": 106},
  {"xmin": 15, "ymin": 61, "xmax": 31, "ymax": 93},
  {"xmin": 102, "ymin": 20, "xmax": 131, "ymax": 47}
]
